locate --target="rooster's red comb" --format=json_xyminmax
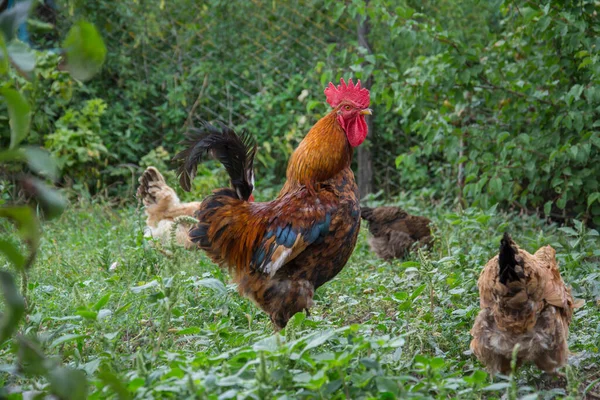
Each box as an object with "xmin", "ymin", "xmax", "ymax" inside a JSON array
[{"xmin": 324, "ymin": 78, "xmax": 370, "ymax": 109}]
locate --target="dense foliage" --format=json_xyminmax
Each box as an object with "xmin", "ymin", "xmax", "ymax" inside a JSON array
[
  {"xmin": 382, "ymin": 0, "xmax": 600, "ymax": 224},
  {"xmin": 2, "ymin": 0, "xmax": 598, "ymax": 225}
]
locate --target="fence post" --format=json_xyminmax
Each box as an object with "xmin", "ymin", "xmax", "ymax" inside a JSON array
[
  {"xmin": 458, "ymin": 130, "xmax": 466, "ymax": 206},
  {"xmin": 357, "ymin": 1, "xmax": 373, "ymax": 198}
]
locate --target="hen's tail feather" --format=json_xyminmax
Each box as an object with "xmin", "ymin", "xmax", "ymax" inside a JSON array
[
  {"xmin": 137, "ymin": 166, "xmax": 168, "ymax": 205},
  {"xmin": 360, "ymin": 206, "xmax": 373, "ymax": 221},
  {"xmin": 173, "ymin": 121, "xmax": 257, "ymax": 200},
  {"xmin": 498, "ymin": 232, "xmax": 522, "ymax": 285}
]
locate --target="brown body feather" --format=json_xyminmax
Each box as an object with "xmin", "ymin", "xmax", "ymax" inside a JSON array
[
  {"xmin": 360, "ymin": 206, "xmax": 432, "ymax": 260},
  {"xmin": 470, "ymin": 233, "xmax": 581, "ymax": 374}
]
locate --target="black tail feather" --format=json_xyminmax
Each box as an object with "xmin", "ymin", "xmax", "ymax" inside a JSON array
[
  {"xmin": 498, "ymin": 232, "xmax": 521, "ymax": 285},
  {"xmin": 173, "ymin": 121, "xmax": 257, "ymax": 199}
]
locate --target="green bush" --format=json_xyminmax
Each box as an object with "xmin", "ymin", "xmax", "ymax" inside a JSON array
[
  {"xmin": 40, "ymin": 0, "xmax": 600, "ymax": 225},
  {"xmin": 45, "ymin": 98, "xmax": 108, "ymax": 188},
  {"xmin": 362, "ymin": 0, "xmax": 600, "ymax": 224},
  {"xmin": 0, "ymin": 51, "xmax": 73, "ymax": 147}
]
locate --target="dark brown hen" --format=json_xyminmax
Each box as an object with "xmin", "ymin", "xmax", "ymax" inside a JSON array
[{"xmin": 360, "ymin": 206, "xmax": 432, "ymax": 260}]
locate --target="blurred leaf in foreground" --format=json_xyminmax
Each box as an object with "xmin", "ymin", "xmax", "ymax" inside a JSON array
[
  {"xmin": 0, "ymin": 1, "xmax": 32, "ymax": 41},
  {"xmin": 0, "ymin": 87, "xmax": 31, "ymax": 149},
  {"xmin": 60, "ymin": 20, "xmax": 106, "ymax": 81},
  {"xmin": 0, "ymin": 271, "xmax": 26, "ymax": 345}
]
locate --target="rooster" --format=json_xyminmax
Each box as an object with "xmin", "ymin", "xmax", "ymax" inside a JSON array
[
  {"xmin": 138, "ymin": 78, "xmax": 371, "ymax": 328},
  {"xmin": 360, "ymin": 206, "xmax": 432, "ymax": 260},
  {"xmin": 470, "ymin": 233, "xmax": 582, "ymax": 374}
]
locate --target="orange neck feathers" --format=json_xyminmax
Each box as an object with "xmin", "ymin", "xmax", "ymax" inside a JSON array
[{"xmin": 285, "ymin": 110, "xmax": 352, "ymax": 191}]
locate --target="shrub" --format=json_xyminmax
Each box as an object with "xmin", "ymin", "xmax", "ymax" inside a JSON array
[{"xmin": 45, "ymin": 98, "xmax": 108, "ymax": 190}]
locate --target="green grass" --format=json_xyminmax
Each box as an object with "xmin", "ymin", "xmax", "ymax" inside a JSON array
[{"xmin": 1, "ymin": 198, "xmax": 599, "ymax": 399}]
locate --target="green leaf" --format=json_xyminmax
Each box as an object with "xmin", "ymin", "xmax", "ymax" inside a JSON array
[
  {"xmin": 23, "ymin": 147, "xmax": 59, "ymax": 180},
  {"xmin": 47, "ymin": 366, "xmax": 89, "ymax": 400},
  {"xmin": 401, "ymin": 261, "xmax": 420, "ymax": 268},
  {"xmin": 19, "ymin": 177, "xmax": 67, "ymax": 220},
  {"xmin": 50, "ymin": 334, "xmax": 87, "ymax": 348},
  {"xmin": 489, "ymin": 177, "xmax": 502, "ymax": 194},
  {"xmin": 470, "ymin": 370, "xmax": 488, "ymax": 384},
  {"xmin": 92, "ymin": 293, "xmax": 111, "ymax": 311},
  {"xmin": 0, "ymin": 1, "xmax": 32, "ymax": 42},
  {"xmin": 0, "ymin": 148, "xmax": 25, "ymax": 163},
  {"xmin": 293, "ymin": 372, "xmax": 312, "ymax": 384},
  {"xmin": 0, "ymin": 33, "xmax": 8, "ymax": 74},
  {"xmin": 176, "ymin": 326, "xmax": 201, "ymax": 335},
  {"xmin": 556, "ymin": 195, "xmax": 567, "ymax": 210},
  {"xmin": 97, "ymin": 367, "xmax": 131, "ymax": 400},
  {"xmin": 429, "ymin": 357, "xmax": 445, "ymax": 370},
  {"xmin": 572, "ymin": 112, "xmax": 583, "ymax": 133},
  {"xmin": 544, "ymin": 201, "xmax": 552, "ymax": 216},
  {"xmin": 497, "ymin": 131, "xmax": 510, "ymax": 143},
  {"xmin": 579, "ymin": 57, "xmax": 593, "ymax": 70},
  {"xmin": 306, "ymin": 100, "xmax": 321, "ymax": 112},
  {"xmin": 0, "ymin": 239, "xmax": 25, "ymax": 269},
  {"xmin": 7, "ymin": 41, "xmax": 36, "ymax": 78},
  {"xmin": 567, "ymin": 84, "xmax": 584, "ymax": 104},
  {"xmin": 61, "ymin": 21, "xmax": 106, "ymax": 81},
  {"xmin": 588, "ymin": 192, "xmax": 600, "ymax": 208},
  {"xmin": 537, "ymin": 16, "xmax": 551, "ymax": 32},
  {"xmin": 375, "ymin": 376, "xmax": 399, "ymax": 395},
  {"xmin": 115, "ymin": 301, "xmax": 133, "ymax": 315},
  {"xmin": 17, "ymin": 336, "xmax": 48, "ymax": 376},
  {"xmin": 131, "ymin": 280, "xmax": 159, "ymax": 293},
  {"xmin": 410, "ymin": 283, "xmax": 427, "ymax": 301},
  {"xmin": 322, "ymin": 379, "xmax": 343, "ymax": 395},
  {"xmin": 483, "ymin": 382, "xmax": 510, "ymax": 391},
  {"xmin": 76, "ymin": 308, "xmax": 98, "ymax": 320},
  {"xmin": 558, "ymin": 227, "xmax": 578, "ymax": 236},
  {"xmin": 0, "ymin": 271, "xmax": 26, "ymax": 344},
  {"xmin": 195, "ymin": 278, "xmax": 226, "ymax": 294},
  {"xmin": 0, "ymin": 205, "xmax": 39, "ymax": 269},
  {"xmin": 1, "ymin": 87, "xmax": 31, "ymax": 149},
  {"xmin": 302, "ymin": 329, "xmax": 336, "ymax": 353},
  {"xmin": 27, "ymin": 18, "xmax": 56, "ymax": 33},
  {"xmin": 395, "ymin": 154, "xmax": 405, "ymax": 168},
  {"xmin": 360, "ymin": 357, "xmax": 380, "ymax": 370}
]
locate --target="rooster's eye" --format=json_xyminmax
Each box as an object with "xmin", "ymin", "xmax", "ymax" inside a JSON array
[{"xmin": 344, "ymin": 105, "xmax": 351, "ymax": 111}]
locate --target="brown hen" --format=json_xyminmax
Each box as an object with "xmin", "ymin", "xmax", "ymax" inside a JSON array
[
  {"xmin": 470, "ymin": 233, "xmax": 582, "ymax": 374},
  {"xmin": 360, "ymin": 206, "xmax": 432, "ymax": 260},
  {"xmin": 137, "ymin": 167, "xmax": 202, "ymax": 249}
]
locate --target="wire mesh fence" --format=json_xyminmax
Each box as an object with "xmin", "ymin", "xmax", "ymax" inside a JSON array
[{"xmin": 49, "ymin": 0, "xmax": 406, "ymax": 198}]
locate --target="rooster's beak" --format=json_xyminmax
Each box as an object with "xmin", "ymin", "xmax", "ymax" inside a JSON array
[{"xmin": 360, "ymin": 108, "xmax": 373, "ymax": 115}]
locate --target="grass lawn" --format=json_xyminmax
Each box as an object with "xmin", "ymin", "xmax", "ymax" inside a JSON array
[{"xmin": 1, "ymin": 198, "xmax": 599, "ymax": 399}]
